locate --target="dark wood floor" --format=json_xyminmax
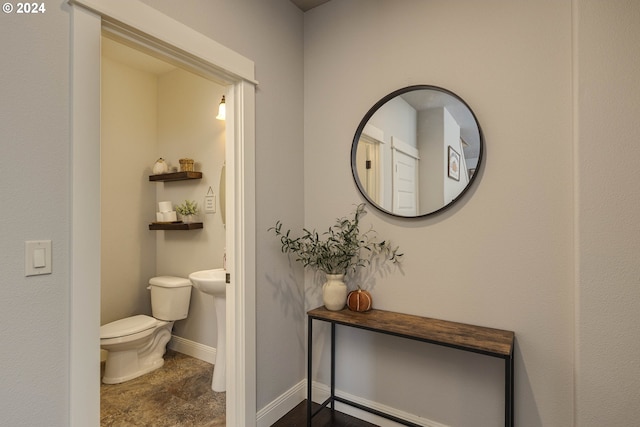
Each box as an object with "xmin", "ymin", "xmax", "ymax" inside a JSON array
[{"xmin": 272, "ymin": 400, "xmax": 378, "ymax": 427}]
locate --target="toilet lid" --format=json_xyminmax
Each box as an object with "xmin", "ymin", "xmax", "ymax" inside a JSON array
[{"xmin": 100, "ymin": 315, "xmax": 158, "ymax": 339}]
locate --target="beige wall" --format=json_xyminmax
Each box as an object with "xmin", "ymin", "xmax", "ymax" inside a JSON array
[
  {"xmin": 101, "ymin": 47, "xmax": 225, "ymax": 347},
  {"xmin": 100, "ymin": 56, "xmax": 158, "ymax": 325},
  {"xmin": 155, "ymin": 67, "xmax": 226, "ymax": 346},
  {"xmin": 304, "ymin": 1, "xmax": 573, "ymax": 426}
]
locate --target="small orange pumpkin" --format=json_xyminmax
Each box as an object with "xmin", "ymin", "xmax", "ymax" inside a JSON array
[{"xmin": 347, "ymin": 289, "xmax": 372, "ymax": 312}]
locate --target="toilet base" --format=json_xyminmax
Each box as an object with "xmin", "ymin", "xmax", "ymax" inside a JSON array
[
  {"xmin": 101, "ymin": 322, "xmax": 173, "ymax": 384},
  {"xmin": 103, "ymin": 355, "xmax": 165, "ymax": 384}
]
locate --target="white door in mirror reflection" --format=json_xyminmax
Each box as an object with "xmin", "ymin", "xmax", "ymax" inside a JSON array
[{"xmin": 392, "ymin": 137, "xmax": 419, "ymax": 216}]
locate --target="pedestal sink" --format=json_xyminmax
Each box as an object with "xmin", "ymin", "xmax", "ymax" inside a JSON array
[{"xmin": 188, "ymin": 268, "xmax": 226, "ymax": 392}]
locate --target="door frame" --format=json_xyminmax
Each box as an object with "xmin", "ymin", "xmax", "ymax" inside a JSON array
[
  {"xmin": 69, "ymin": 2, "xmax": 257, "ymax": 425},
  {"xmin": 358, "ymin": 123, "xmax": 386, "ymax": 207},
  {"xmin": 391, "ymin": 136, "xmax": 420, "ymax": 216}
]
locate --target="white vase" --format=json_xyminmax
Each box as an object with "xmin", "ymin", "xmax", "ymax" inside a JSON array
[
  {"xmin": 322, "ymin": 274, "xmax": 347, "ymax": 311},
  {"xmin": 181, "ymin": 214, "xmax": 197, "ymax": 223}
]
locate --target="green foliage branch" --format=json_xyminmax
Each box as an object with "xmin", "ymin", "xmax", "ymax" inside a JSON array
[
  {"xmin": 269, "ymin": 203, "xmax": 402, "ymax": 277},
  {"xmin": 176, "ymin": 200, "xmax": 199, "ymax": 216}
]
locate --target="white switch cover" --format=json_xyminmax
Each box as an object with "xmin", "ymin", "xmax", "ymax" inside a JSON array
[
  {"xmin": 33, "ymin": 248, "xmax": 46, "ymax": 268},
  {"xmin": 25, "ymin": 240, "xmax": 52, "ymax": 276}
]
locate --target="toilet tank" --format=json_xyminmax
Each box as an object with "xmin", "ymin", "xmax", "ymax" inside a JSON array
[{"xmin": 148, "ymin": 276, "xmax": 192, "ymax": 321}]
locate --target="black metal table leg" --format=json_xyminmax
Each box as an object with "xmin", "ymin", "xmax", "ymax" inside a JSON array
[
  {"xmin": 330, "ymin": 322, "xmax": 336, "ymax": 410},
  {"xmin": 505, "ymin": 351, "xmax": 514, "ymax": 427},
  {"xmin": 307, "ymin": 316, "xmax": 313, "ymax": 426}
]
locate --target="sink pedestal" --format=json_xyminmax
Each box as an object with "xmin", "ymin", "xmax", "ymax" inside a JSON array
[
  {"xmin": 188, "ymin": 268, "xmax": 227, "ymax": 392},
  {"xmin": 211, "ymin": 295, "xmax": 226, "ymax": 392}
]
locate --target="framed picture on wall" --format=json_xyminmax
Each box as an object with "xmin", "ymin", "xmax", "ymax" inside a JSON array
[{"xmin": 448, "ymin": 146, "xmax": 460, "ymax": 181}]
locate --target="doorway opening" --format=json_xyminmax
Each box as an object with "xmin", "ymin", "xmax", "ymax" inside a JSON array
[
  {"xmin": 70, "ymin": 2, "xmax": 257, "ymax": 426},
  {"xmin": 100, "ymin": 33, "xmax": 227, "ymax": 421}
]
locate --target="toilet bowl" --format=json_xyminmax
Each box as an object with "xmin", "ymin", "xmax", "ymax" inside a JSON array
[{"xmin": 100, "ymin": 276, "xmax": 192, "ymax": 384}]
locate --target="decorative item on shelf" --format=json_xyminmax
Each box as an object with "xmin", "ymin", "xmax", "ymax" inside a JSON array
[
  {"xmin": 160, "ymin": 211, "xmax": 178, "ymax": 222},
  {"xmin": 176, "ymin": 199, "xmax": 199, "ymax": 223},
  {"xmin": 153, "ymin": 201, "xmax": 178, "ymax": 223},
  {"xmin": 152, "ymin": 158, "xmax": 169, "ymax": 174},
  {"xmin": 179, "ymin": 158, "xmax": 195, "ymax": 172},
  {"xmin": 347, "ymin": 288, "xmax": 373, "ymax": 312},
  {"xmin": 269, "ymin": 203, "xmax": 402, "ymax": 311},
  {"xmin": 158, "ymin": 201, "xmax": 172, "ymax": 212}
]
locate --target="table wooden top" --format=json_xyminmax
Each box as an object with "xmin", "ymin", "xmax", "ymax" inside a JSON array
[{"xmin": 308, "ymin": 306, "xmax": 514, "ymax": 359}]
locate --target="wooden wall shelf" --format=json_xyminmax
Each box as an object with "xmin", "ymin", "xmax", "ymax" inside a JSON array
[
  {"xmin": 149, "ymin": 171, "xmax": 202, "ymax": 182},
  {"xmin": 149, "ymin": 222, "xmax": 203, "ymax": 230}
]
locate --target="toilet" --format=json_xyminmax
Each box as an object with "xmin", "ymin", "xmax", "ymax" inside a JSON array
[{"xmin": 100, "ymin": 276, "xmax": 192, "ymax": 384}]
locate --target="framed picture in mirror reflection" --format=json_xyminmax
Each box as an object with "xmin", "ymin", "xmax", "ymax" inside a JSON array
[{"xmin": 448, "ymin": 146, "xmax": 460, "ymax": 181}]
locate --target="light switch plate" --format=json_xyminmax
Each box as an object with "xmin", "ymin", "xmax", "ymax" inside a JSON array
[{"xmin": 25, "ymin": 240, "xmax": 52, "ymax": 276}]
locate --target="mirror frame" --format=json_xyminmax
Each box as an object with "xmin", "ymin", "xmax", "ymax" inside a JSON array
[{"xmin": 351, "ymin": 84, "xmax": 484, "ymax": 218}]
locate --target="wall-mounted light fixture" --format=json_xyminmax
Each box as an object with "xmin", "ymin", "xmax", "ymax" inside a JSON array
[{"xmin": 216, "ymin": 95, "xmax": 226, "ymax": 121}]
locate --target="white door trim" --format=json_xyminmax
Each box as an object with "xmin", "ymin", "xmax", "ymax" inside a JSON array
[
  {"xmin": 69, "ymin": 2, "xmax": 257, "ymax": 426},
  {"xmin": 69, "ymin": 7, "xmax": 101, "ymax": 426}
]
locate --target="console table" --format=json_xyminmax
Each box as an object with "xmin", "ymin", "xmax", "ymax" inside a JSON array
[{"xmin": 307, "ymin": 306, "xmax": 515, "ymax": 427}]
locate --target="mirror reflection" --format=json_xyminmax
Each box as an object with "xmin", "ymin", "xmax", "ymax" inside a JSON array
[{"xmin": 351, "ymin": 85, "xmax": 483, "ymax": 218}]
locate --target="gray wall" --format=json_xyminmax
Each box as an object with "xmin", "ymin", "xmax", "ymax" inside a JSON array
[
  {"xmin": 575, "ymin": 0, "xmax": 640, "ymax": 423},
  {"xmin": 302, "ymin": 0, "xmax": 635, "ymax": 426},
  {"xmin": 0, "ymin": 2, "xmax": 71, "ymax": 425},
  {"xmin": 303, "ymin": 1, "xmax": 572, "ymax": 425}
]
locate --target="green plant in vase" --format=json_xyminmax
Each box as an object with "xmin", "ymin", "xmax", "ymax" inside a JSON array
[
  {"xmin": 269, "ymin": 203, "xmax": 402, "ymax": 311},
  {"xmin": 176, "ymin": 200, "xmax": 199, "ymax": 223}
]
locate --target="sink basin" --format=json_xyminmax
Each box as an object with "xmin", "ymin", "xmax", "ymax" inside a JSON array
[
  {"xmin": 188, "ymin": 268, "xmax": 227, "ymax": 392},
  {"xmin": 188, "ymin": 268, "xmax": 226, "ymax": 297}
]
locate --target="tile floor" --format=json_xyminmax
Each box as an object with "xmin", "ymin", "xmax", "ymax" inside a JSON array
[
  {"xmin": 100, "ymin": 350, "xmax": 225, "ymax": 426},
  {"xmin": 101, "ymin": 350, "xmax": 375, "ymax": 426}
]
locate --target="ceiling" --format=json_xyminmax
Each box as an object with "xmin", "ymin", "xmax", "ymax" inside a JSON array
[
  {"xmin": 102, "ymin": 36, "xmax": 177, "ymax": 75},
  {"xmin": 290, "ymin": 0, "xmax": 332, "ymax": 12}
]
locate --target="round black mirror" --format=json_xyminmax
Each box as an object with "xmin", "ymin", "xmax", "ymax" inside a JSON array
[{"xmin": 351, "ymin": 85, "xmax": 484, "ymax": 218}]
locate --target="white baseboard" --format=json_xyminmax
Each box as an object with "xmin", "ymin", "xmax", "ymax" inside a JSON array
[
  {"xmin": 168, "ymin": 335, "xmax": 216, "ymax": 365},
  {"xmin": 310, "ymin": 381, "xmax": 449, "ymax": 427},
  {"xmin": 165, "ymin": 339, "xmax": 448, "ymax": 427},
  {"xmin": 255, "ymin": 379, "xmax": 448, "ymax": 427},
  {"xmin": 256, "ymin": 380, "xmax": 307, "ymax": 427}
]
